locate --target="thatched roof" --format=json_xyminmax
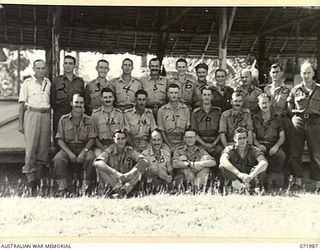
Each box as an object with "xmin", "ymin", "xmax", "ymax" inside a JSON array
[{"xmin": 0, "ymin": 5, "xmax": 320, "ymax": 58}]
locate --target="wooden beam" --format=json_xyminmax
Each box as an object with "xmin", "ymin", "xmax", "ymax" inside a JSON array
[
  {"xmin": 222, "ymin": 7, "xmax": 237, "ymax": 49},
  {"xmin": 147, "ymin": 33, "xmax": 154, "ymax": 52},
  {"xmin": 170, "ymin": 35, "xmax": 180, "ymax": 57},
  {"xmin": 33, "ymin": 6, "xmax": 37, "ymax": 44},
  {"xmin": 133, "ymin": 8, "xmax": 141, "ymax": 54},
  {"xmin": 17, "ymin": 46, "xmax": 21, "ymax": 96},
  {"xmin": 317, "ymin": 28, "xmax": 320, "ymax": 82},
  {"xmin": 202, "ymin": 14, "xmax": 215, "ymax": 59},
  {"xmin": 160, "ymin": 8, "xmax": 191, "ymax": 31},
  {"xmin": 188, "ymin": 8, "xmax": 205, "ymax": 51},
  {"xmin": 295, "ymin": 22, "xmax": 300, "ymax": 73},
  {"xmin": 219, "ymin": 8, "xmax": 227, "ymax": 69},
  {"xmin": 258, "ymin": 36, "xmax": 266, "ymax": 85}
]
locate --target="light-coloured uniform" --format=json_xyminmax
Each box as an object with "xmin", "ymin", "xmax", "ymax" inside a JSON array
[
  {"xmin": 91, "ymin": 106, "xmax": 124, "ymax": 156},
  {"xmin": 236, "ymin": 84, "xmax": 262, "ymax": 113},
  {"xmin": 124, "ymin": 107, "xmax": 157, "ymax": 152},
  {"xmin": 157, "ymin": 102, "xmax": 190, "ymax": 148},
  {"xmin": 110, "ymin": 75, "xmax": 142, "ymax": 111},
  {"xmin": 168, "ymin": 75, "xmax": 196, "ymax": 107},
  {"xmin": 19, "ymin": 76, "xmax": 51, "ymax": 182}
]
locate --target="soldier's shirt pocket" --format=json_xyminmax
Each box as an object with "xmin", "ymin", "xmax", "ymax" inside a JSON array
[
  {"xmin": 308, "ymin": 94, "xmax": 320, "ymax": 111},
  {"xmin": 177, "ymin": 116, "xmax": 187, "ymax": 130},
  {"xmin": 98, "ymin": 120, "xmax": 108, "ymax": 133},
  {"xmin": 79, "ymin": 127, "xmax": 88, "ymax": 141},
  {"xmin": 65, "ymin": 126, "xmax": 74, "ymax": 143}
]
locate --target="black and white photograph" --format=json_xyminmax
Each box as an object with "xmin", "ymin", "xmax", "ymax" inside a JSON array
[{"xmin": 0, "ymin": 3, "xmax": 319, "ymax": 243}]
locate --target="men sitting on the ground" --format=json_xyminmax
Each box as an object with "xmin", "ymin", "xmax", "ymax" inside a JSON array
[
  {"xmin": 91, "ymin": 87, "xmax": 124, "ymax": 157},
  {"xmin": 219, "ymin": 91, "xmax": 254, "ymax": 148},
  {"xmin": 93, "ymin": 130, "xmax": 149, "ymax": 197},
  {"xmin": 53, "ymin": 93, "xmax": 95, "ymax": 196},
  {"xmin": 124, "ymin": 89, "xmax": 157, "ymax": 152},
  {"xmin": 168, "ymin": 58, "xmax": 196, "ymax": 108},
  {"xmin": 252, "ymin": 93, "xmax": 286, "ymax": 190},
  {"xmin": 211, "ymin": 69, "xmax": 234, "ymax": 112},
  {"xmin": 157, "ymin": 83, "xmax": 191, "ymax": 152},
  {"xmin": 172, "ymin": 130, "xmax": 216, "ymax": 191},
  {"xmin": 110, "ymin": 58, "xmax": 142, "ymax": 111},
  {"xmin": 141, "ymin": 130, "xmax": 173, "ymax": 191},
  {"xmin": 191, "ymin": 86, "xmax": 223, "ymax": 160},
  {"xmin": 140, "ymin": 57, "xmax": 168, "ymax": 118},
  {"xmin": 85, "ymin": 59, "xmax": 111, "ymax": 115},
  {"xmin": 236, "ymin": 68, "xmax": 262, "ymax": 113},
  {"xmin": 219, "ymin": 127, "xmax": 268, "ymax": 193}
]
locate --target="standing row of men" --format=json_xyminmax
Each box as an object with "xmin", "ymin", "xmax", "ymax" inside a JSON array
[{"xmin": 18, "ymin": 56, "xmax": 320, "ymax": 196}]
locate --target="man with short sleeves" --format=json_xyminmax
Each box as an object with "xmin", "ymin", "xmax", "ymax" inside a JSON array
[
  {"xmin": 236, "ymin": 68, "xmax": 262, "ymax": 113},
  {"xmin": 287, "ymin": 61, "xmax": 320, "ymax": 190},
  {"xmin": 219, "ymin": 91, "xmax": 254, "ymax": 148},
  {"xmin": 91, "ymin": 87, "xmax": 124, "ymax": 157},
  {"xmin": 168, "ymin": 58, "xmax": 196, "ymax": 108},
  {"xmin": 84, "ymin": 59, "xmax": 111, "ymax": 115},
  {"xmin": 211, "ymin": 69, "xmax": 234, "ymax": 112},
  {"xmin": 93, "ymin": 130, "xmax": 149, "ymax": 197},
  {"xmin": 140, "ymin": 58, "xmax": 168, "ymax": 117},
  {"xmin": 220, "ymin": 127, "xmax": 268, "ymax": 192},
  {"xmin": 124, "ymin": 89, "xmax": 157, "ymax": 152},
  {"xmin": 18, "ymin": 59, "xmax": 51, "ymax": 196},
  {"xmin": 193, "ymin": 63, "xmax": 213, "ymax": 108},
  {"xmin": 51, "ymin": 55, "xmax": 85, "ymax": 136},
  {"xmin": 110, "ymin": 58, "xmax": 142, "ymax": 111},
  {"xmin": 142, "ymin": 130, "xmax": 173, "ymax": 189},
  {"xmin": 172, "ymin": 130, "xmax": 216, "ymax": 190},
  {"xmin": 53, "ymin": 94, "xmax": 95, "ymax": 196},
  {"xmin": 157, "ymin": 83, "xmax": 190, "ymax": 151},
  {"xmin": 252, "ymin": 94, "xmax": 286, "ymax": 190}
]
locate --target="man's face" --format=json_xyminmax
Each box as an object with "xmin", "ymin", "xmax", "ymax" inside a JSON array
[
  {"xmin": 168, "ymin": 87, "xmax": 179, "ymax": 102},
  {"xmin": 101, "ymin": 91, "xmax": 114, "ymax": 107},
  {"xmin": 269, "ymin": 66, "xmax": 283, "ymax": 82},
  {"xmin": 63, "ymin": 58, "xmax": 75, "ymax": 74},
  {"xmin": 215, "ymin": 71, "xmax": 227, "ymax": 86},
  {"xmin": 231, "ymin": 95, "xmax": 244, "ymax": 110},
  {"xmin": 151, "ymin": 132, "xmax": 163, "ymax": 151},
  {"xmin": 114, "ymin": 132, "xmax": 127, "ymax": 149},
  {"xmin": 184, "ymin": 131, "xmax": 196, "ymax": 147},
  {"xmin": 258, "ymin": 97, "xmax": 271, "ymax": 113},
  {"xmin": 149, "ymin": 60, "xmax": 160, "ymax": 76},
  {"xmin": 234, "ymin": 132, "xmax": 248, "ymax": 147},
  {"xmin": 176, "ymin": 61, "xmax": 187, "ymax": 76},
  {"xmin": 201, "ymin": 89, "xmax": 213, "ymax": 105},
  {"xmin": 72, "ymin": 95, "xmax": 85, "ymax": 114},
  {"xmin": 240, "ymin": 70, "xmax": 252, "ymax": 86},
  {"xmin": 122, "ymin": 60, "xmax": 133, "ymax": 75},
  {"xmin": 136, "ymin": 94, "xmax": 147, "ymax": 110},
  {"xmin": 96, "ymin": 61, "xmax": 109, "ymax": 78},
  {"xmin": 301, "ymin": 65, "xmax": 315, "ymax": 83},
  {"xmin": 33, "ymin": 61, "xmax": 46, "ymax": 78},
  {"xmin": 196, "ymin": 68, "xmax": 208, "ymax": 81}
]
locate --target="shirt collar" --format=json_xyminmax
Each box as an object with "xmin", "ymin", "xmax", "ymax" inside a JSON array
[{"xmin": 120, "ymin": 74, "xmax": 133, "ymax": 82}]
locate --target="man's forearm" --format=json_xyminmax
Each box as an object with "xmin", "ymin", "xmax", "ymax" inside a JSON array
[
  {"xmin": 172, "ymin": 159, "xmax": 189, "ymax": 169},
  {"xmin": 161, "ymin": 131, "xmax": 172, "ymax": 148},
  {"xmin": 249, "ymin": 159, "xmax": 268, "ymax": 179},
  {"xmin": 194, "ymin": 159, "xmax": 216, "ymax": 169},
  {"xmin": 220, "ymin": 133, "xmax": 228, "ymax": 148},
  {"xmin": 57, "ymin": 139, "xmax": 74, "ymax": 156}
]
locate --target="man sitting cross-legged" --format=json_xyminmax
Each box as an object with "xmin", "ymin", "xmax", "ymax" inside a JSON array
[{"xmin": 93, "ymin": 130, "xmax": 149, "ymax": 197}]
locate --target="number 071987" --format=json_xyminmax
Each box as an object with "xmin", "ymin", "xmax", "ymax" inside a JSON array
[{"xmin": 300, "ymin": 244, "xmax": 318, "ymax": 248}]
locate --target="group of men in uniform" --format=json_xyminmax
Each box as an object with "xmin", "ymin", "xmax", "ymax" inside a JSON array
[{"xmin": 18, "ymin": 55, "xmax": 320, "ymax": 197}]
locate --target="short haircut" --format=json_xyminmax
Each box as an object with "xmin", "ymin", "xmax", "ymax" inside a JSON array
[
  {"xmin": 113, "ymin": 129, "xmax": 127, "ymax": 138},
  {"xmin": 240, "ymin": 68, "xmax": 252, "ymax": 76},
  {"xmin": 234, "ymin": 126, "xmax": 248, "ymax": 136},
  {"xmin": 176, "ymin": 58, "xmax": 187, "ymax": 67},
  {"xmin": 270, "ymin": 63, "xmax": 283, "ymax": 72},
  {"xmin": 33, "ymin": 59, "xmax": 45, "ymax": 67},
  {"xmin": 72, "ymin": 93, "xmax": 84, "ymax": 100},
  {"xmin": 257, "ymin": 93, "xmax": 271, "ymax": 102},
  {"xmin": 167, "ymin": 83, "xmax": 180, "ymax": 90},
  {"xmin": 151, "ymin": 129, "xmax": 162, "ymax": 138},
  {"xmin": 215, "ymin": 68, "xmax": 227, "ymax": 77},
  {"xmin": 231, "ymin": 91, "xmax": 244, "ymax": 100},
  {"xmin": 301, "ymin": 61, "xmax": 315, "ymax": 72},
  {"xmin": 97, "ymin": 59, "xmax": 109, "ymax": 67},
  {"xmin": 135, "ymin": 89, "xmax": 148, "ymax": 98},
  {"xmin": 122, "ymin": 58, "xmax": 133, "ymax": 65},
  {"xmin": 201, "ymin": 86, "xmax": 213, "ymax": 94},
  {"xmin": 101, "ymin": 87, "xmax": 115, "ymax": 97},
  {"xmin": 149, "ymin": 57, "xmax": 161, "ymax": 65},
  {"xmin": 64, "ymin": 55, "xmax": 76, "ymax": 65},
  {"xmin": 184, "ymin": 128, "xmax": 196, "ymax": 136},
  {"xmin": 195, "ymin": 63, "xmax": 208, "ymax": 72}
]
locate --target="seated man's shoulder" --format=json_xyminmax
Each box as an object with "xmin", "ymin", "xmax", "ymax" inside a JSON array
[{"xmin": 222, "ymin": 109, "xmax": 232, "ymax": 117}]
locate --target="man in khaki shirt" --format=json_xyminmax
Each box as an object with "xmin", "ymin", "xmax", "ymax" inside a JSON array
[
  {"xmin": 85, "ymin": 59, "xmax": 111, "ymax": 115},
  {"xmin": 110, "ymin": 58, "xmax": 142, "ymax": 111},
  {"xmin": 91, "ymin": 87, "xmax": 124, "ymax": 157},
  {"xmin": 124, "ymin": 89, "xmax": 157, "ymax": 152},
  {"xmin": 173, "ymin": 130, "xmax": 216, "ymax": 191},
  {"xmin": 140, "ymin": 57, "xmax": 168, "ymax": 118},
  {"xmin": 18, "ymin": 59, "xmax": 51, "ymax": 196},
  {"xmin": 53, "ymin": 94, "xmax": 95, "ymax": 196},
  {"xmin": 93, "ymin": 130, "xmax": 149, "ymax": 197},
  {"xmin": 193, "ymin": 63, "xmax": 213, "ymax": 108}
]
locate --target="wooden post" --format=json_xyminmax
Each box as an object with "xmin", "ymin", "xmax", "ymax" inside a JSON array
[
  {"xmin": 46, "ymin": 6, "xmax": 61, "ymax": 82},
  {"xmin": 17, "ymin": 46, "xmax": 21, "ymax": 96},
  {"xmin": 295, "ymin": 22, "xmax": 300, "ymax": 74},
  {"xmin": 317, "ymin": 27, "xmax": 320, "ymax": 82},
  {"xmin": 258, "ymin": 36, "xmax": 266, "ymax": 85},
  {"xmin": 141, "ymin": 55, "xmax": 148, "ymax": 68},
  {"xmin": 75, "ymin": 51, "xmax": 80, "ymax": 76},
  {"xmin": 218, "ymin": 8, "xmax": 227, "ymax": 70}
]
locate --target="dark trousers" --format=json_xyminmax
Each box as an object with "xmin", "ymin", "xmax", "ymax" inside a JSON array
[{"xmin": 291, "ymin": 115, "xmax": 320, "ymax": 181}]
